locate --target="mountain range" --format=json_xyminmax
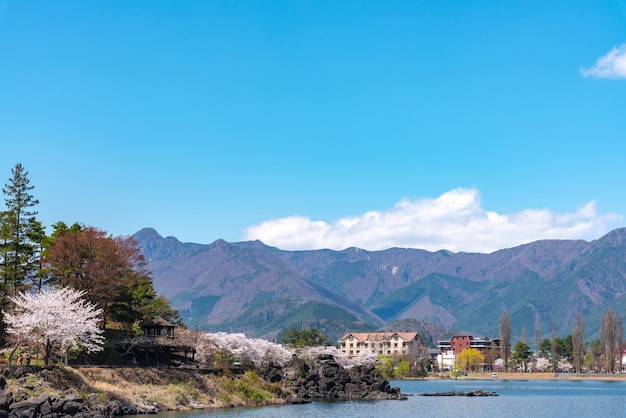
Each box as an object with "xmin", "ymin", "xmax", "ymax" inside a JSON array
[{"xmin": 133, "ymin": 227, "xmax": 626, "ymax": 344}]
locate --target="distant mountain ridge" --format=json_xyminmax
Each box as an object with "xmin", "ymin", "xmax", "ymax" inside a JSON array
[{"xmin": 133, "ymin": 227, "xmax": 626, "ymax": 343}]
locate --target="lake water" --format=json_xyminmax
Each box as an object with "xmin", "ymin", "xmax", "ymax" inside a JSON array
[{"xmin": 155, "ymin": 378, "xmax": 626, "ymax": 417}]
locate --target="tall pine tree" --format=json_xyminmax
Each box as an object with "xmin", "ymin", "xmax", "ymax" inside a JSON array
[{"xmin": 1, "ymin": 163, "xmax": 40, "ymax": 295}]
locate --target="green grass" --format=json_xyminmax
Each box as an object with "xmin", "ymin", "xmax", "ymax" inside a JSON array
[{"xmin": 218, "ymin": 371, "xmax": 278, "ymax": 406}]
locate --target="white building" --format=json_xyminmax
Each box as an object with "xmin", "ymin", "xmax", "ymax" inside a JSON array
[
  {"xmin": 338, "ymin": 332, "xmax": 422, "ymax": 358},
  {"xmin": 436, "ymin": 350, "xmax": 456, "ymax": 370}
]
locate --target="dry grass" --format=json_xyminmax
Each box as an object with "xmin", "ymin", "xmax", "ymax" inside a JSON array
[
  {"xmin": 72, "ymin": 367, "xmax": 287, "ymax": 410},
  {"xmin": 2, "ymin": 366, "xmax": 290, "ymax": 412}
]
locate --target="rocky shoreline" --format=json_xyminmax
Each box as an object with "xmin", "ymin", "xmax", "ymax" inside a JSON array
[
  {"xmin": 0, "ymin": 356, "xmax": 405, "ymax": 417},
  {"xmin": 0, "ymin": 367, "xmax": 146, "ymax": 418}
]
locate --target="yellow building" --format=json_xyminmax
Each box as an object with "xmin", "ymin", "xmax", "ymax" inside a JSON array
[{"xmin": 338, "ymin": 332, "xmax": 422, "ymax": 358}]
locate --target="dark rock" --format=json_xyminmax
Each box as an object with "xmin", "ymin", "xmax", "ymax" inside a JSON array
[
  {"xmin": 100, "ymin": 400, "xmax": 124, "ymax": 416},
  {"xmin": 261, "ymin": 367, "xmax": 283, "ymax": 383},
  {"xmin": 39, "ymin": 399, "xmax": 52, "ymax": 416},
  {"xmin": 62, "ymin": 400, "xmax": 85, "ymax": 415},
  {"xmin": 62, "ymin": 389, "xmax": 81, "ymax": 402},
  {"xmin": 8, "ymin": 400, "xmax": 40, "ymax": 418},
  {"xmin": 51, "ymin": 398, "xmax": 65, "ymax": 412},
  {"xmin": 284, "ymin": 396, "xmax": 311, "ymax": 404},
  {"xmin": 0, "ymin": 391, "xmax": 13, "ymax": 409},
  {"xmin": 272, "ymin": 354, "xmax": 405, "ymax": 402},
  {"xmin": 421, "ymin": 390, "xmax": 498, "ymax": 397},
  {"xmin": 121, "ymin": 401, "xmax": 138, "ymax": 415}
]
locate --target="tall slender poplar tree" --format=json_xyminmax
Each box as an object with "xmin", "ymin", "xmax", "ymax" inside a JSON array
[
  {"xmin": 551, "ymin": 322, "xmax": 557, "ymax": 370},
  {"xmin": 572, "ymin": 313, "xmax": 585, "ymax": 373},
  {"xmin": 534, "ymin": 315, "xmax": 542, "ymax": 354},
  {"xmin": 500, "ymin": 310, "xmax": 511, "ymax": 371},
  {"xmin": 601, "ymin": 308, "xmax": 617, "ymax": 373}
]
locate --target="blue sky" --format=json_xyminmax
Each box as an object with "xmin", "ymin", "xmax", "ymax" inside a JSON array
[{"xmin": 1, "ymin": 1, "xmax": 625, "ymax": 252}]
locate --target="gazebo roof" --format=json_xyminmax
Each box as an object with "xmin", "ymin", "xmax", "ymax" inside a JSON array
[{"xmin": 141, "ymin": 317, "xmax": 176, "ymax": 328}]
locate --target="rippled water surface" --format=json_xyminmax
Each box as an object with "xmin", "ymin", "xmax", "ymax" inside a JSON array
[{"xmin": 155, "ymin": 378, "xmax": 626, "ymax": 418}]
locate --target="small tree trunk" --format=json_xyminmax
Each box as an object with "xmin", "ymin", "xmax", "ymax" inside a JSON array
[
  {"xmin": 44, "ymin": 339, "xmax": 53, "ymax": 366},
  {"xmin": 8, "ymin": 339, "xmax": 22, "ymax": 365}
]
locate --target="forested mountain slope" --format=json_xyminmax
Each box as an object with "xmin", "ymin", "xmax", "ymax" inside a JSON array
[{"xmin": 134, "ymin": 227, "xmax": 626, "ymax": 342}]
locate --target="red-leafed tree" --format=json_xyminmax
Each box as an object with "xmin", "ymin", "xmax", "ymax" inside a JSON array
[{"xmin": 45, "ymin": 223, "xmax": 151, "ymax": 328}]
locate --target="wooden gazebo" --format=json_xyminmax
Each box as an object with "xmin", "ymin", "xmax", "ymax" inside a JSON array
[
  {"xmin": 116, "ymin": 317, "xmax": 195, "ymax": 366},
  {"xmin": 141, "ymin": 317, "xmax": 176, "ymax": 338}
]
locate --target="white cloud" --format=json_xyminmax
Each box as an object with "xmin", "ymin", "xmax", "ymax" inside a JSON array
[
  {"xmin": 243, "ymin": 188, "xmax": 621, "ymax": 253},
  {"xmin": 581, "ymin": 43, "xmax": 626, "ymax": 79}
]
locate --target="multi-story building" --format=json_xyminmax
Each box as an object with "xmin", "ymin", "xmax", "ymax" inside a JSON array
[
  {"xmin": 437, "ymin": 333, "xmax": 501, "ymax": 355},
  {"xmin": 338, "ymin": 332, "xmax": 422, "ymax": 358},
  {"xmin": 436, "ymin": 334, "xmax": 501, "ymax": 371}
]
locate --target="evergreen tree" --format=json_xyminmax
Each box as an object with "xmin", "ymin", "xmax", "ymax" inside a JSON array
[
  {"xmin": 26, "ymin": 219, "xmax": 50, "ymax": 292},
  {"xmin": 540, "ymin": 338, "xmax": 552, "ymax": 357},
  {"xmin": 281, "ymin": 327, "xmax": 333, "ymax": 347},
  {"xmin": 585, "ymin": 339, "xmax": 603, "ymax": 372},
  {"xmin": 510, "ymin": 340, "xmax": 531, "ymax": 371},
  {"xmin": 555, "ymin": 335, "xmax": 573, "ymax": 359},
  {"xmin": 1, "ymin": 163, "xmax": 40, "ymax": 295}
]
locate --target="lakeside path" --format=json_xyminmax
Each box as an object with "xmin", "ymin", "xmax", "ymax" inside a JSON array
[{"xmin": 463, "ymin": 372, "xmax": 626, "ymax": 381}]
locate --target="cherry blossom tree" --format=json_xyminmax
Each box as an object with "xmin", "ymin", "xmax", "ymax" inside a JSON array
[
  {"xmin": 197, "ymin": 332, "xmax": 291, "ymax": 367},
  {"xmin": 295, "ymin": 345, "xmax": 349, "ymax": 366},
  {"xmin": 534, "ymin": 357, "xmax": 551, "ymax": 372},
  {"xmin": 3, "ymin": 287, "xmax": 105, "ymax": 365},
  {"xmin": 349, "ymin": 350, "xmax": 378, "ymax": 367},
  {"xmin": 196, "ymin": 332, "xmax": 381, "ymax": 370},
  {"xmin": 557, "ymin": 359, "xmax": 573, "ymax": 373},
  {"xmin": 493, "ymin": 358, "xmax": 505, "ymax": 372}
]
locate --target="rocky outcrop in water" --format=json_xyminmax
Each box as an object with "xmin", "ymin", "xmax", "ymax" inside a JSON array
[
  {"xmin": 260, "ymin": 354, "xmax": 406, "ymax": 401},
  {"xmin": 420, "ymin": 390, "xmax": 498, "ymax": 397}
]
